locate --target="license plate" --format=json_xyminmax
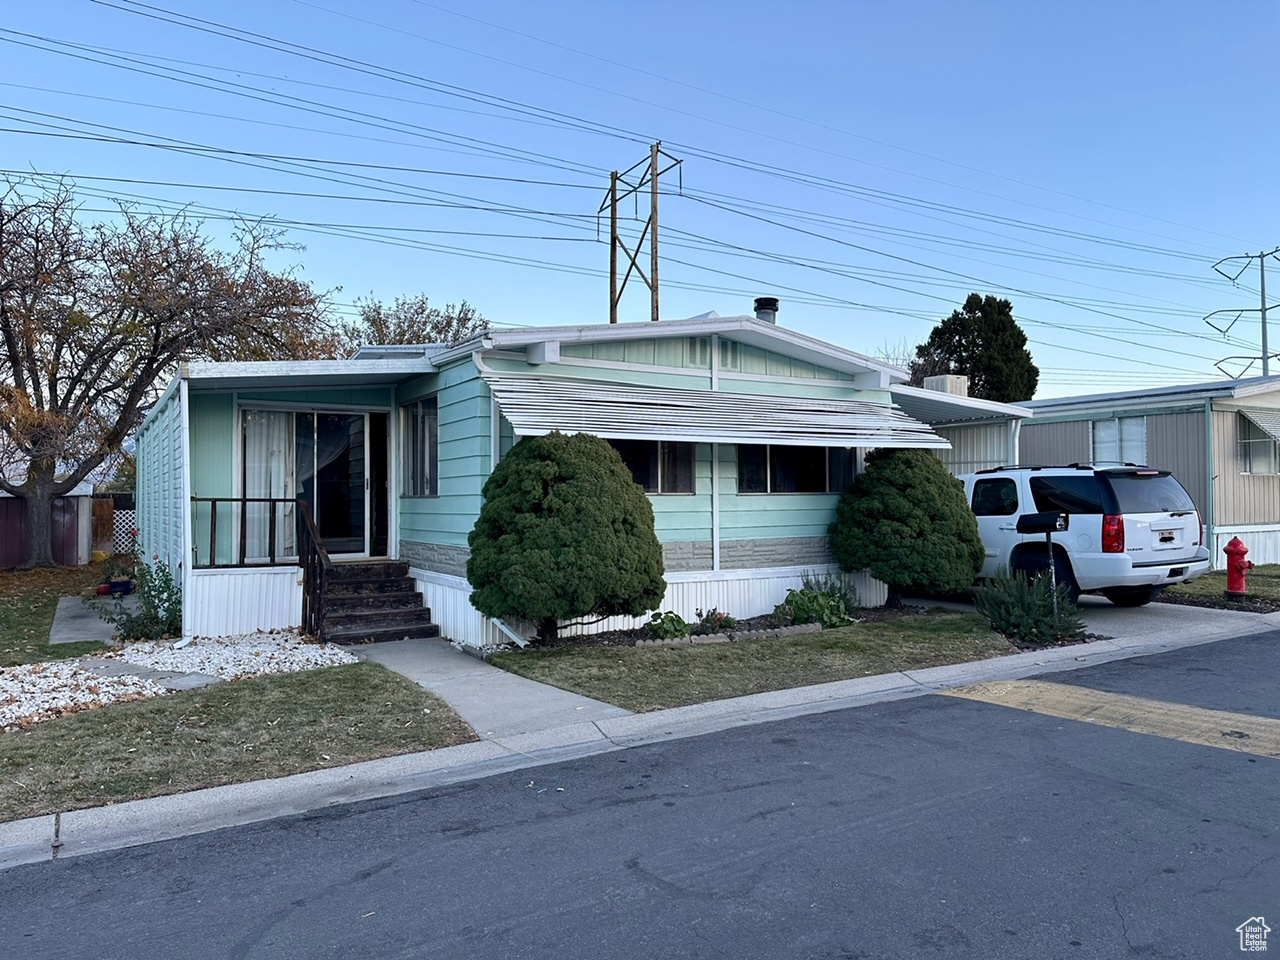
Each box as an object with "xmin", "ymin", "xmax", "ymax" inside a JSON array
[{"xmin": 1157, "ymin": 530, "xmax": 1176, "ymax": 544}]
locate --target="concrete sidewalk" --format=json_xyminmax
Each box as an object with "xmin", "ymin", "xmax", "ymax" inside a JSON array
[
  {"xmin": 48, "ymin": 596, "xmax": 122, "ymax": 645},
  {"xmin": 356, "ymin": 639, "xmax": 631, "ymax": 741},
  {"xmin": 5, "ymin": 603, "xmax": 1280, "ymax": 870}
]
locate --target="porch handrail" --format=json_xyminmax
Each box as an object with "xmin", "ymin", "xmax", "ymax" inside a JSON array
[
  {"xmin": 297, "ymin": 498, "xmax": 331, "ymax": 640},
  {"xmin": 191, "ymin": 496, "xmax": 299, "ymax": 568}
]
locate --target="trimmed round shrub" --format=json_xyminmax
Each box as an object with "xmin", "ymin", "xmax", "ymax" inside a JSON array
[
  {"xmin": 828, "ymin": 448, "xmax": 984, "ymax": 606},
  {"xmin": 466, "ymin": 431, "xmax": 666, "ymax": 643}
]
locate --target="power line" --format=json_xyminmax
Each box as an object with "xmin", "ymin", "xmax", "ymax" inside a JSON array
[
  {"xmin": 400, "ymin": 0, "xmax": 1258, "ymax": 251},
  {"xmin": 84, "ymin": 0, "xmax": 1246, "ymax": 259}
]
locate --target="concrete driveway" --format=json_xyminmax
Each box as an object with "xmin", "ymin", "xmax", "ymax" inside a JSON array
[{"xmin": 914, "ymin": 591, "xmax": 1272, "ymax": 641}]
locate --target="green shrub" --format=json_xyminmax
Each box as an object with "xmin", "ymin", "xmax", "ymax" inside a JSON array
[
  {"xmin": 829, "ymin": 448, "xmax": 984, "ymax": 606},
  {"xmin": 974, "ymin": 568, "xmax": 1084, "ymax": 645},
  {"xmin": 467, "ymin": 432, "xmax": 666, "ymax": 644},
  {"xmin": 647, "ymin": 610, "xmax": 691, "ymax": 639},
  {"xmin": 694, "ymin": 607, "xmax": 737, "ymax": 635},
  {"xmin": 773, "ymin": 586, "xmax": 852, "ymax": 628},
  {"xmin": 800, "ymin": 570, "xmax": 862, "ymax": 611},
  {"xmin": 95, "ymin": 553, "xmax": 182, "ymax": 641}
]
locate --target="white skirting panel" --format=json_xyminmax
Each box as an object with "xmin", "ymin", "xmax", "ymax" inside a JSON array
[
  {"xmin": 1212, "ymin": 525, "xmax": 1280, "ymax": 569},
  {"xmin": 410, "ymin": 565, "xmax": 886, "ymax": 648},
  {"xmin": 187, "ymin": 568, "xmax": 303, "ymax": 638}
]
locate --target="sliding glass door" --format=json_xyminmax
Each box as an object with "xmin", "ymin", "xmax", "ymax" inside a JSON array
[{"xmin": 242, "ymin": 409, "xmax": 389, "ymax": 560}]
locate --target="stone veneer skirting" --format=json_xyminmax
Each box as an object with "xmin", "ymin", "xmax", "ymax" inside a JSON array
[
  {"xmin": 402, "ymin": 536, "xmax": 834, "ymax": 577},
  {"xmin": 663, "ymin": 537, "xmax": 834, "ymax": 572},
  {"xmin": 399, "ymin": 540, "xmax": 471, "ymax": 579}
]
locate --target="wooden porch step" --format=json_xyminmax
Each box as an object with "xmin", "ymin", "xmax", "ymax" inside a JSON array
[
  {"xmin": 324, "ymin": 621, "xmax": 441, "ymax": 644},
  {"xmin": 325, "ymin": 590, "xmax": 425, "ymax": 613},
  {"xmin": 324, "ymin": 607, "xmax": 435, "ymax": 631},
  {"xmin": 327, "ymin": 561, "xmax": 410, "ymax": 582}
]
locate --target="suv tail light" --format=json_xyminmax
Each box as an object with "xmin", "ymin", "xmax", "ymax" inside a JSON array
[
  {"xmin": 1198, "ymin": 514, "xmax": 1205, "ymax": 547},
  {"xmin": 1103, "ymin": 514, "xmax": 1125, "ymax": 553}
]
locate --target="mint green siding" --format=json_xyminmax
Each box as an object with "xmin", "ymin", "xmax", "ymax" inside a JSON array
[
  {"xmin": 558, "ymin": 337, "xmax": 850, "ymax": 380},
  {"xmin": 236, "ymin": 387, "xmax": 394, "ymax": 408},
  {"xmin": 136, "ymin": 382, "xmax": 186, "ymax": 576},
  {"xmin": 716, "ymin": 444, "xmax": 840, "ymax": 541},
  {"xmin": 398, "ymin": 360, "xmax": 492, "ymax": 548},
  {"xmin": 648, "ymin": 443, "xmax": 713, "ymax": 542}
]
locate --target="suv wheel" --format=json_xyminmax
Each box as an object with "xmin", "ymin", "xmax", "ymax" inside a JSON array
[
  {"xmin": 1102, "ymin": 587, "xmax": 1163, "ymax": 607},
  {"xmin": 1013, "ymin": 552, "xmax": 1080, "ymax": 604}
]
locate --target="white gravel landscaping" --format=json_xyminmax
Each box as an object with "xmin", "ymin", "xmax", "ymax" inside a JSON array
[
  {"xmin": 107, "ymin": 630, "xmax": 359, "ymax": 681},
  {"xmin": 1, "ymin": 630, "xmax": 359, "ymax": 732},
  {"xmin": 0, "ymin": 662, "xmax": 168, "ymax": 732}
]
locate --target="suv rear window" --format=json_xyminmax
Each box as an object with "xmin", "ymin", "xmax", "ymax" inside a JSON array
[
  {"xmin": 1104, "ymin": 473, "xmax": 1196, "ymax": 514},
  {"xmin": 1029, "ymin": 475, "xmax": 1107, "ymax": 514},
  {"xmin": 972, "ymin": 478, "xmax": 1018, "ymax": 516}
]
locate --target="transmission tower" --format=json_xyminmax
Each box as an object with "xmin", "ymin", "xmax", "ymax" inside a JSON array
[
  {"xmin": 598, "ymin": 142, "xmax": 682, "ymax": 323},
  {"xmin": 1207, "ymin": 247, "xmax": 1280, "ymax": 377}
]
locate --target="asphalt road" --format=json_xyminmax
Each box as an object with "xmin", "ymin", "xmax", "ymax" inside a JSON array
[{"xmin": 2, "ymin": 634, "xmax": 1277, "ymax": 960}]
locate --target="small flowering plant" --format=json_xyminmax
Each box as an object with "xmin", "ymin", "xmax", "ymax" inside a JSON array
[{"xmin": 93, "ymin": 527, "xmax": 183, "ymax": 641}]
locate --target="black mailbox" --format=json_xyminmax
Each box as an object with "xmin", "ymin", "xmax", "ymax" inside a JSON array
[{"xmin": 1016, "ymin": 511, "xmax": 1069, "ymax": 535}]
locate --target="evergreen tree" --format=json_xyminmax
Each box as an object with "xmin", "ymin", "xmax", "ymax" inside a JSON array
[
  {"xmin": 467, "ymin": 432, "xmax": 666, "ymax": 644},
  {"xmin": 909, "ymin": 293, "xmax": 1039, "ymax": 402},
  {"xmin": 829, "ymin": 448, "xmax": 984, "ymax": 606}
]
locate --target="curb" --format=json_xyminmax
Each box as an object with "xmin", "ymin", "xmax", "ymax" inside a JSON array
[{"xmin": 3, "ymin": 617, "xmax": 1278, "ymax": 871}]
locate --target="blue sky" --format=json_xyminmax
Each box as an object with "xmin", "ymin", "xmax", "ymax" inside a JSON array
[{"xmin": 2, "ymin": 0, "xmax": 1276, "ymax": 398}]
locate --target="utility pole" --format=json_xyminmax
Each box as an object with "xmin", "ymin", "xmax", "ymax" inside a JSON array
[
  {"xmin": 598, "ymin": 142, "xmax": 681, "ymax": 323},
  {"xmin": 1206, "ymin": 247, "xmax": 1280, "ymax": 377}
]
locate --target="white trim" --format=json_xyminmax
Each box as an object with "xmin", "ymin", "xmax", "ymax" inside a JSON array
[
  {"xmin": 710, "ymin": 333, "xmax": 720, "ymax": 391},
  {"xmin": 184, "ymin": 357, "xmax": 436, "ymax": 381},
  {"xmin": 711, "ymin": 442, "xmax": 721, "ymax": 571},
  {"xmin": 663, "ymin": 563, "xmax": 838, "ymax": 583},
  {"xmin": 179, "ymin": 378, "xmax": 194, "ymax": 639}
]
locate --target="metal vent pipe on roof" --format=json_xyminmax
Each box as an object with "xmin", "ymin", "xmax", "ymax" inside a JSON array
[{"xmin": 754, "ymin": 297, "xmax": 779, "ymax": 324}]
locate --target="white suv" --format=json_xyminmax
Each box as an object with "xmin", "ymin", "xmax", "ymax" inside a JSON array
[{"xmin": 959, "ymin": 464, "xmax": 1211, "ymax": 606}]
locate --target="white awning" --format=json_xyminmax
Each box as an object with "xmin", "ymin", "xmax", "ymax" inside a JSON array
[
  {"xmin": 482, "ymin": 372, "xmax": 950, "ymax": 448},
  {"xmin": 1239, "ymin": 407, "xmax": 1280, "ymax": 443}
]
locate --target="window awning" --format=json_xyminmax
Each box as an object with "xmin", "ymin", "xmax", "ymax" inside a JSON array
[
  {"xmin": 1239, "ymin": 407, "xmax": 1280, "ymax": 443},
  {"xmin": 482, "ymin": 372, "xmax": 950, "ymax": 448}
]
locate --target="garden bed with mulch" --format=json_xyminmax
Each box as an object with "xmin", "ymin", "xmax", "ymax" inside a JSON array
[{"xmin": 545, "ymin": 606, "xmax": 936, "ymax": 650}]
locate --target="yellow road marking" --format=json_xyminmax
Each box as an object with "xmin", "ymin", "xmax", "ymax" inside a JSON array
[{"xmin": 941, "ymin": 680, "xmax": 1280, "ymax": 759}]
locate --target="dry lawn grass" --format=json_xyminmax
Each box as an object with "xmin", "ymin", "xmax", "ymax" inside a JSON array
[
  {"xmin": 1165, "ymin": 563, "xmax": 1280, "ymax": 604},
  {"xmin": 0, "ymin": 662, "xmax": 476, "ymax": 822},
  {"xmin": 492, "ymin": 612, "xmax": 1013, "ymax": 712},
  {"xmin": 0, "ymin": 564, "xmax": 109, "ymax": 666}
]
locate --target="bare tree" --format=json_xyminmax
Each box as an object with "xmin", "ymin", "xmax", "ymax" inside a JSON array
[
  {"xmin": 339, "ymin": 293, "xmax": 488, "ymax": 354},
  {"xmin": 0, "ymin": 178, "xmax": 328, "ymax": 566}
]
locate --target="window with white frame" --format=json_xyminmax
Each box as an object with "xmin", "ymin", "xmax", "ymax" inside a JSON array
[
  {"xmin": 608, "ymin": 439, "xmax": 695, "ymax": 494},
  {"xmin": 1239, "ymin": 414, "xmax": 1279, "ymax": 475},
  {"xmin": 1092, "ymin": 417, "xmax": 1146, "ymax": 465},
  {"xmin": 737, "ymin": 445, "xmax": 856, "ymax": 493},
  {"xmin": 404, "ymin": 396, "xmax": 438, "ymax": 496}
]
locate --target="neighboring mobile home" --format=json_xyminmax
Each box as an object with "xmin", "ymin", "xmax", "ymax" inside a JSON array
[
  {"xmin": 135, "ymin": 309, "xmax": 1029, "ymax": 645},
  {"xmin": 1021, "ymin": 375, "xmax": 1280, "ymax": 568}
]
